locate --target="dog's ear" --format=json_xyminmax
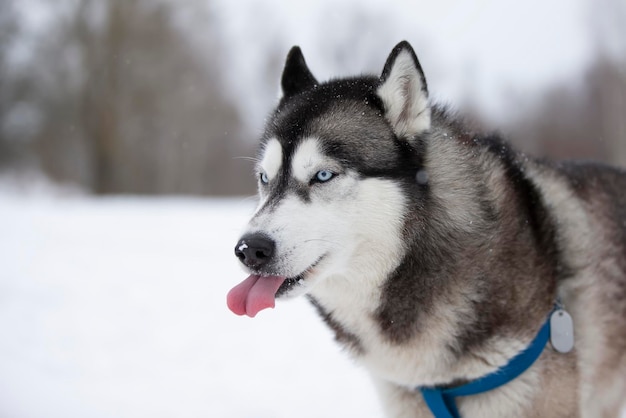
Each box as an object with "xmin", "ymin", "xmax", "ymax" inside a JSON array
[
  {"xmin": 281, "ymin": 46, "xmax": 318, "ymax": 98},
  {"xmin": 377, "ymin": 41, "xmax": 431, "ymax": 139}
]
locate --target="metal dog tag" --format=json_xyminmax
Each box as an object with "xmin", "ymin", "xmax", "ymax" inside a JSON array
[{"xmin": 550, "ymin": 309, "xmax": 574, "ymax": 353}]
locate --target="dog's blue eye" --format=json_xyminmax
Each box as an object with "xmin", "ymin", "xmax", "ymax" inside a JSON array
[
  {"xmin": 315, "ymin": 170, "xmax": 334, "ymax": 182},
  {"xmin": 260, "ymin": 172, "xmax": 269, "ymax": 184}
]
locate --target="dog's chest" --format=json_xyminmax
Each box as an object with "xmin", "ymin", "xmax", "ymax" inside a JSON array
[{"xmin": 308, "ymin": 276, "xmax": 455, "ymax": 387}]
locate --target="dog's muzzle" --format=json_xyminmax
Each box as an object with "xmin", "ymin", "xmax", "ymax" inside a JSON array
[{"xmin": 229, "ymin": 233, "xmax": 287, "ymax": 318}]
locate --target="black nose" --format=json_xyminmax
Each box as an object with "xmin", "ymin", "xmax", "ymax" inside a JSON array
[{"xmin": 234, "ymin": 233, "xmax": 275, "ymax": 269}]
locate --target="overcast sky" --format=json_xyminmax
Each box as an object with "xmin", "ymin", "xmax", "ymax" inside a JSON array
[
  {"xmin": 11, "ymin": 0, "xmax": 626, "ymax": 129},
  {"xmin": 208, "ymin": 0, "xmax": 625, "ymax": 128}
]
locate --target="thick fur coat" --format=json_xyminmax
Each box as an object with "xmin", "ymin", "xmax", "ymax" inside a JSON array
[{"xmin": 228, "ymin": 41, "xmax": 626, "ymax": 417}]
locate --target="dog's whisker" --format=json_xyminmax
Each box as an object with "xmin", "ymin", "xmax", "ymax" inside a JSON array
[
  {"xmin": 236, "ymin": 195, "xmax": 259, "ymax": 205},
  {"xmin": 232, "ymin": 156, "xmax": 261, "ymax": 164},
  {"xmin": 303, "ymin": 238, "xmax": 344, "ymax": 248}
]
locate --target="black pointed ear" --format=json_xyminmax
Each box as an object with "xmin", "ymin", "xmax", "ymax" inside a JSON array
[
  {"xmin": 377, "ymin": 41, "xmax": 431, "ymax": 139},
  {"xmin": 281, "ymin": 46, "xmax": 318, "ymax": 98}
]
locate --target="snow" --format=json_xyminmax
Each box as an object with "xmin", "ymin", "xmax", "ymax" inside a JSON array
[{"xmin": 0, "ymin": 189, "xmax": 382, "ymax": 417}]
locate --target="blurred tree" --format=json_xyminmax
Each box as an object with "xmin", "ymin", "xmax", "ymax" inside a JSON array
[
  {"xmin": 507, "ymin": 0, "xmax": 626, "ymax": 167},
  {"xmin": 0, "ymin": 1, "xmax": 21, "ymax": 167},
  {"xmin": 0, "ymin": 0, "xmax": 255, "ymax": 195},
  {"xmin": 507, "ymin": 54, "xmax": 626, "ymax": 168},
  {"xmin": 2, "ymin": 0, "xmax": 623, "ymax": 194},
  {"xmin": 589, "ymin": 57, "xmax": 626, "ymax": 168}
]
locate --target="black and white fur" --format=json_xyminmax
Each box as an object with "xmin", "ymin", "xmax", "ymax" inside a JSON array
[{"xmin": 234, "ymin": 41, "xmax": 626, "ymax": 417}]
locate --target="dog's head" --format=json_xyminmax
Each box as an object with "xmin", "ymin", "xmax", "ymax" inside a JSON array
[{"xmin": 227, "ymin": 41, "xmax": 431, "ymax": 317}]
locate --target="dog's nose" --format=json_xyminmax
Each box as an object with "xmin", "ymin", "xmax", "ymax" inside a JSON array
[{"xmin": 234, "ymin": 233, "xmax": 275, "ymax": 269}]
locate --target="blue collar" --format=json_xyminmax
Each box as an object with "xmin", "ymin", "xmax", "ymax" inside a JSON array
[{"xmin": 418, "ymin": 310, "xmax": 552, "ymax": 418}]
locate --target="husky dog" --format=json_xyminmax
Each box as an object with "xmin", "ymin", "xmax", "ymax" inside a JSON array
[{"xmin": 227, "ymin": 41, "xmax": 626, "ymax": 417}]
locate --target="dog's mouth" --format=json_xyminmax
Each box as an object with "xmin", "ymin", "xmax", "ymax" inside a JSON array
[
  {"xmin": 275, "ymin": 266, "xmax": 314, "ymax": 297},
  {"xmin": 227, "ymin": 256, "xmax": 325, "ymax": 318}
]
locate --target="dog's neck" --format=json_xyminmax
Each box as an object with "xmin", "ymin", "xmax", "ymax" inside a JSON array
[
  {"xmin": 306, "ymin": 132, "xmax": 561, "ymax": 388},
  {"xmin": 419, "ymin": 311, "xmax": 552, "ymax": 418}
]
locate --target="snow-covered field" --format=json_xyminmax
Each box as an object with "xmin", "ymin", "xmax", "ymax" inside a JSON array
[{"xmin": 0, "ymin": 188, "xmax": 382, "ymax": 417}]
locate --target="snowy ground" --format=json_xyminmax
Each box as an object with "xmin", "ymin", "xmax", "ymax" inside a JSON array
[{"xmin": 0, "ymin": 188, "xmax": 382, "ymax": 417}]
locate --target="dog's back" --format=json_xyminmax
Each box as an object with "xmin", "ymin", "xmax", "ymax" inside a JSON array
[{"xmin": 530, "ymin": 160, "xmax": 626, "ymax": 416}]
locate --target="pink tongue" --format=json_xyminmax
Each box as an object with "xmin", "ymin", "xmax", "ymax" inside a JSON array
[{"xmin": 227, "ymin": 275, "xmax": 287, "ymax": 317}]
